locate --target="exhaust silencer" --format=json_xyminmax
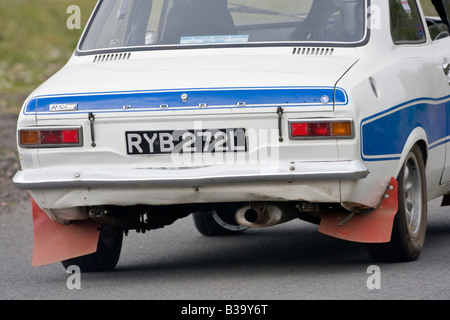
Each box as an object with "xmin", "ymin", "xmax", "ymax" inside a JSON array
[{"xmin": 235, "ymin": 203, "xmax": 298, "ymax": 228}]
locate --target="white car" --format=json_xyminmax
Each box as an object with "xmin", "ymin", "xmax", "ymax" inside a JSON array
[{"xmin": 13, "ymin": 0, "xmax": 450, "ymax": 271}]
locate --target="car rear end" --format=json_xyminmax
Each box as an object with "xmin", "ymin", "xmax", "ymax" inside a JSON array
[{"xmin": 14, "ymin": 0, "xmax": 369, "ymax": 227}]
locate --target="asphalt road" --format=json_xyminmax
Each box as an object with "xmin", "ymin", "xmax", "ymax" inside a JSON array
[{"xmin": 1, "ymin": 197, "xmax": 450, "ymax": 301}]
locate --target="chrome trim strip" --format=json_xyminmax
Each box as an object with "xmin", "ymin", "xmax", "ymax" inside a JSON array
[{"xmin": 13, "ymin": 160, "xmax": 369, "ymax": 190}]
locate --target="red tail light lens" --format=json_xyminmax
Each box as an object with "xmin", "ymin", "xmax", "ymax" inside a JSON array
[
  {"xmin": 289, "ymin": 119, "xmax": 353, "ymax": 139},
  {"xmin": 19, "ymin": 127, "xmax": 83, "ymax": 148}
]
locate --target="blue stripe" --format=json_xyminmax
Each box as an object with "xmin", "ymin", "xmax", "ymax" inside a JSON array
[
  {"xmin": 361, "ymin": 96, "xmax": 450, "ymax": 161},
  {"xmin": 24, "ymin": 86, "xmax": 348, "ymax": 115}
]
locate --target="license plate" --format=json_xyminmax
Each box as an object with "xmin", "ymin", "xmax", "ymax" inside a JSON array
[{"xmin": 126, "ymin": 128, "xmax": 247, "ymax": 155}]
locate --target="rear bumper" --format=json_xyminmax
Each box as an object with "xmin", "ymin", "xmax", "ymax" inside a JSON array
[{"xmin": 13, "ymin": 160, "xmax": 369, "ymax": 190}]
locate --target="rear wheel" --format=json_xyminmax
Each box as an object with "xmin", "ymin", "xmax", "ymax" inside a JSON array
[
  {"xmin": 61, "ymin": 224, "xmax": 123, "ymax": 272},
  {"xmin": 193, "ymin": 206, "xmax": 248, "ymax": 236},
  {"xmin": 367, "ymin": 145, "xmax": 427, "ymax": 262}
]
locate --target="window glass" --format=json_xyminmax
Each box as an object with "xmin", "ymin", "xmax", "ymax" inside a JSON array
[
  {"xmin": 79, "ymin": 0, "xmax": 368, "ymax": 52},
  {"xmin": 390, "ymin": 0, "xmax": 426, "ymax": 44},
  {"xmin": 444, "ymin": 0, "xmax": 450, "ymax": 17},
  {"xmin": 420, "ymin": 0, "xmax": 450, "ymax": 40}
]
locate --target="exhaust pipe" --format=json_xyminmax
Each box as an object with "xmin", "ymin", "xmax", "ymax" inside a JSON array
[{"xmin": 235, "ymin": 203, "xmax": 298, "ymax": 228}]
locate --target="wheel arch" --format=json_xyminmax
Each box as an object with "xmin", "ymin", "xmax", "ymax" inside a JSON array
[{"xmin": 395, "ymin": 127, "xmax": 429, "ymax": 179}]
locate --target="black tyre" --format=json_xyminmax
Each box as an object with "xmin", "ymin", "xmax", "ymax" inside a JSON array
[
  {"xmin": 192, "ymin": 206, "xmax": 247, "ymax": 236},
  {"xmin": 367, "ymin": 145, "xmax": 427, "ymax": 262},
  {"xmin": 61, "ymin": 224, "xmax": 123, "ymax": 272}
]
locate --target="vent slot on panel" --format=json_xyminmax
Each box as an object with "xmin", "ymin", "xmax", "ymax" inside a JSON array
[
  {"xmin": 292, "ymin": 47, "xmax": 334, "ymax": 56},
  {"xmin": 93, "ymin": 52, "xmax": 132, "ymax": 63}
]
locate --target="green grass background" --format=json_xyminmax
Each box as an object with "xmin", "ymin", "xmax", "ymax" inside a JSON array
[{"xmin": 0, "ymin": 0, "xmax": 97, "ymax": 113}]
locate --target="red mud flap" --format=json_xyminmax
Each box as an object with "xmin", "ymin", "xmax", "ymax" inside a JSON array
[
  {"xmin": 31, "ymin": 198, "xmax": 101, "ymax": 266},
  {"xmin": 318, "ymin": 177, "xmax": 398, "ymax": 243}
]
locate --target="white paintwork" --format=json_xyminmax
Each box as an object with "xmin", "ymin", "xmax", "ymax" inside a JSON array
[{"xmin": 13, "ymin": 0, "xmax": 450, "ymax": 222}]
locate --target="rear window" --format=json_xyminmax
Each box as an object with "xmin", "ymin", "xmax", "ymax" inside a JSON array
[{"xmin": 79, "ymin": 0, "xmax": 368, "ymax": 52}]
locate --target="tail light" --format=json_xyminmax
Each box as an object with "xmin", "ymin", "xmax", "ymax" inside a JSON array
[
  {"xmin": 289, "ymin": 119, "xmax": 353, "ymax": 139},
  {"xmin": 19, "ymin": 126, "xmax": 83, "ymax": 148}
]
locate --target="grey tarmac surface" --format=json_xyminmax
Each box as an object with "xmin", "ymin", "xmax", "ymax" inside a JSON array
[{"xmin": 1, "ymin": 197, "xmax": 450, "ymax": 300}]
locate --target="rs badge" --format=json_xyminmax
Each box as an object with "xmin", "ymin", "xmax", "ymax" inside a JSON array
[{"xmin": 49, "ymin": 104, "xmax": 78, "ymax": 112}]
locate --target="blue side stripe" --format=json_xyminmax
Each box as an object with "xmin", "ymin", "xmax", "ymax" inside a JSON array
[
  {"xmin": 361, "ymin": 96, "xmax": 450, "ymax": 161},
  {"xmin": 24, "ymin": 86, "xmax": 348, "ymax": 115}
]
